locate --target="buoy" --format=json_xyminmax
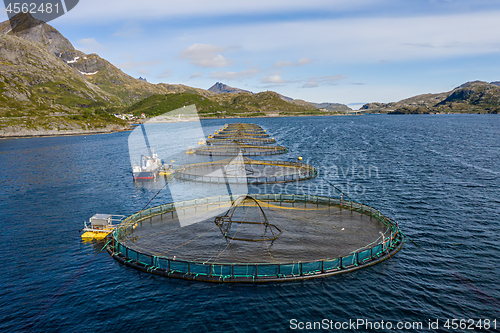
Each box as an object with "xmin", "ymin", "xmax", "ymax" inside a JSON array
[{"xmin": 298, "ymin": 156, "xmax": 303, "ymax": 161}]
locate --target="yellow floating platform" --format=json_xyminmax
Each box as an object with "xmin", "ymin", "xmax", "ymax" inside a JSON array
[
  {"xmin": 81, "ymin": 231, "xmax": 111, "ymax": 241},
  {"xmin": 81, "ymin": 214, "xmax": 124, "ymax": 241}
]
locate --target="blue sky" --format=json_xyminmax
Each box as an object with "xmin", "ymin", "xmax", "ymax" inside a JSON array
[{"xmin": 3, "ymin": 0, "xmax": 500, "ymax": 108}]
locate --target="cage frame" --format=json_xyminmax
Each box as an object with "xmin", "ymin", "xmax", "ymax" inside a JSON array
[{"xmin": 107, "ymin": 193, "xmax": 405, "ymax": 283}]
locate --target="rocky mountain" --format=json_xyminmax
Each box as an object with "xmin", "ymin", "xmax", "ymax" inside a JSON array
[
  {"xmin": 0, "ymin": 16, "xmax": 127, "ymax": 136},
  {"xmin": 361, "ymin": 81, "xmax": 500, "ymax": 114},
  {"xmin": 0, "ymin": 13, "xmax": 352, "ymax": 136},
  {"xmin": 208, "ymin": 82, "xmax": 252, "ymax": 94},
  {"xmin": 310, "ymin": 102, "xmax": 352, "ymax": 112},
  {"xmin": 0, "ymin": 12, "xmax": 75, "ymax": 60},
  {"xmin": 2, "ymin": 13, "xmax": 212, "ymax": 103},
  {"xmin": 129, "ymin": 91, "xmax": 321, "ymax": 118},
  {"xmin": 0, "ymin": 13, "xmax": 217, "ymax": 135},
  {"xmin": 209, "ymin": 82, "xmax": 351, "ymax": 111}
]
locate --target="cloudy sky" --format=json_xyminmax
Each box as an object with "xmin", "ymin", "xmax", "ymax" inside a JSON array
[{"xmin": 3, "ymin": 0, "xmax": 500, "ymax": 108}]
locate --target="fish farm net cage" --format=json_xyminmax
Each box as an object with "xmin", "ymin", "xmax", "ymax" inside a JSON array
[
  {"xmin": 213, "ymin": 132, "xmax": 270, "ymax": 138},
  {"xmin": 107, "ymin": 194, "xmax": 404, "ymax": 283},
  {"xmin": 212, "ymin": 123, "xmax": 268, "ymax": 136},
  {"xmin": 223, "ymin": 123, "xmax": 266, "ymax": 131},
  {"xmin": 195, "ymin": 143, "xmax": 288, "ymax": 156},
  {"xmin": 175, "ymin": 156, "xmax": 317, "ymax": 184},
  {"xmin": 206, "ymin": 137, "xmax": 276, "ymax": 145}
]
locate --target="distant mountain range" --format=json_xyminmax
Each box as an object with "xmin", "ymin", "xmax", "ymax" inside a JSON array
[
  {"xmin": 3, "ymin": 13, "xmax": 496, "ymax": 137},
  {"xmin": 208, "ymin": 82, "xmax": 352, "ymax": 112},
  {"xmin": 361, "ymin": 81, "xmax": 500, "ymax": 114},
  {"xmin": 208, "ymin": 82, "xmax": 251, "ymax": 94},
  {"xmin": 0, "ymin": 14, "xmax": 354, "ymax": 136}
]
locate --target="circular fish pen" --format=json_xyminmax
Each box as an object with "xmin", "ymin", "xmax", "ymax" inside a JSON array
[
  {"xmin": 175, "ymin": 157, "xmax": 317, "ymax": 184},
  {"xmin": 206, "ymin": 137, "xmax": 276, "ymax": 145},
  {"xmin": 107, "ymin": 194, "xmax": 404, "ymax": 283},
  {"xmin": 196, "ymin": 144, "xmax": 288, "ymax": 156},
  {"xmin": 214, "ymin": 132, "xmax": 270, "ymax": 138},
  {"xmin": 216, "ymin": 123, "xmax": 268, "ymax": 135}
]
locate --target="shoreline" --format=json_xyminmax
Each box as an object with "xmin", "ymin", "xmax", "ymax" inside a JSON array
[
  {"xmin": 2, "ymin": 112, "xmax": 495, "ymax": 139},
  {"xmin": 0, "ymin": 126, "xmax": 133, "ymax": 140},
  {"xmin": 1, "ymin": 114, "xmax": 359, "ymax": 139}
]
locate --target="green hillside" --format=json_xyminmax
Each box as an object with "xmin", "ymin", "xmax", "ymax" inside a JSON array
[
  {"xmin": 0, "ymin": 32, "xmax": 126, "ymax": 133},
  {"xmin": 362, "ymin": 81, "xmax": 500, "ymax": 114},
  {"xmin": 128, "ymin": 91, "xmax": 324, "ymax": 118},
  {"xmin": 127, "ymin": 93, "xmax": 221, "ymax": 117}
]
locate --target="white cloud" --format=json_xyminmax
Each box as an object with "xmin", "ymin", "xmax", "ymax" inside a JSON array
[
  {"xmin": 273, "ymin": 58, "xmax": 312, "ymax": 68},
  {"xmin": 318, "ymin": 74, "xmax": 348, "ymax": 83},
  {"xmin": 262, "ymin": 75, "xmax": 288, "ymax": 84},
  {"xmin": 55, "ymin": 0, "xmax": 376, "ymax": 23},
  {"xmin": 172, "ymin": 11, "xmax": 500, "ymax": 64},
  {"xmin": 296, "ymin": 58, "xmax": 313, "ymax": 66},
  {"xmin": 301, "ymin": 75, "xmax": 347, "ymax": 88},
  {"xmin": 48, "ymin": 2, "xmax": 500, "ymax": 104},
  {"xmin": 138, "ymin": 69, "xmax": 149, "ymax": 76},
  {"xmin": 189, "ymin": 71, "xmax": 204, "ymax": 79},
  {"xmin": 210, "ymin": 68, "xmax": 260, "ymax": 80},
  {"xmin": 180, "ymin": 44, "xmax": 231, "ymax": 68},
  {"xmin": 302, "ymin": 81, "xmax": 318, "ymax": 88},
  {"xmin": 157, "ymin": 70, "xmax": 172, "ymax": 79},
  {"xmin": 76, "ymin": 38, "xmax": 106, "ymax": 53}
]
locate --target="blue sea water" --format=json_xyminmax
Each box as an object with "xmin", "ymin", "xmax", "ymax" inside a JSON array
[{"xmin": 0, "ymin": 114, "xmax": 499, "ymax": 332}]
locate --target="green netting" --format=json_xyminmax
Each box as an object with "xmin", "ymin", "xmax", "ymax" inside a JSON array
[
  {"xmin": 324, "ymin": 258, "xmax": 340, "ymax": 271},
  {"xmin": 170, "ymin": 261, "xmax": 189, "ymax": 272},
  {"xmin": 158, "ymin": 258, "xmax": 169, "ymax": 270},
  {"xmin": 342, "ymin": 253, "xmax": 357, "ymax": 267},
  {"xmin": 303, "ymin": 261, "xmax": 322, "ymax": 274},
  {"xmin": 279, "ymin": 263, "xmax": 300, "ymax": 276},
  {"xmin": 255, "ymin": 265, "xmax": 279, "ymax": 277},
  {"xmin": 358, "ymin": 249, "xmax": 372, "ymax": 263},
  {"xmin": 214, "ymin": 133, "xmax": 269, "ymax": 138},
  {"xmin": 190, "ymin": 263, "xmax": 210, "ymax": 275},
  {"xmin": 195, "ymin": 144, "xmax": 288, "ymax": 156},
  {"xmin": 212, "ymin": 264, "xmax": 232, "ymax": 277},
  {"xmin": 139, "ymin": 253, "xmax": 151, "ymax": 266},
  {"xmin": 234, "ymin": 265, "xmax": 257, "ymax": 277},
  {"xmin": 206, "ymin": 137, "xmax": 276, "ymax": 145},
  {"xmin": 108, "ymin": 193, "xmax": 404, "ymax": 283},
  {"xmin": 175, "ymin": 157, "xmax": 317, "ymax": 184}
]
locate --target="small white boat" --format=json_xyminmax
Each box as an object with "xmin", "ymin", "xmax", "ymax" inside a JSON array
[{"xmin": 133, "ymin": 149, "xmax": 162, "ymax": 180}]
